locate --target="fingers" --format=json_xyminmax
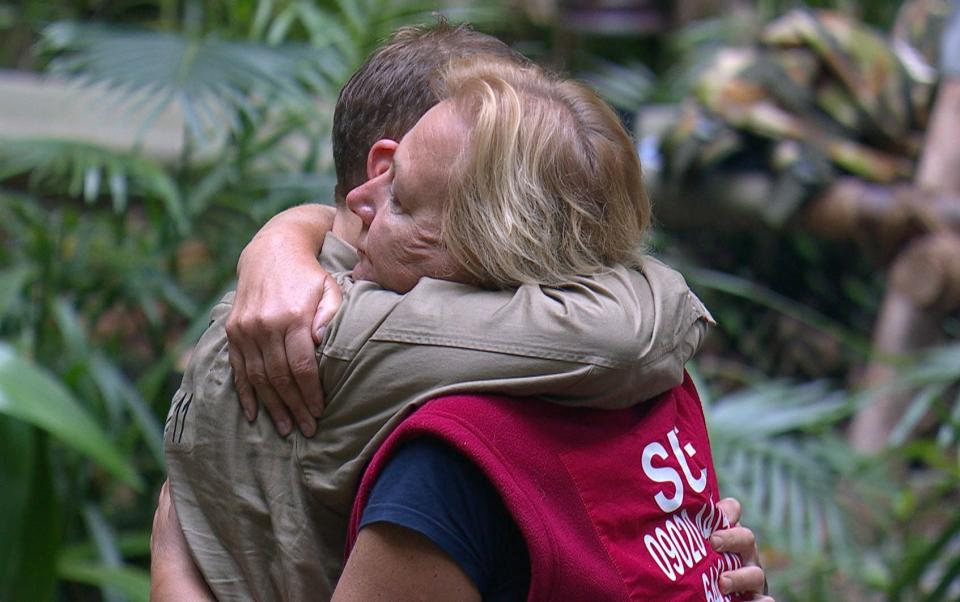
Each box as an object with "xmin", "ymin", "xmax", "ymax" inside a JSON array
[
  {"xmin": 250, "ymin": 366, "xmax": 295, "ymax": 437},
  {"xmin": 717, "ymin": 496, "xmax": 742, "ymax": 526},
  {"xmin": 312, "ymin": 275, "xmax": 343, "ymax": 344},
  {"xmin": 712, "ymin": 497, "xmax": 764, "ymax": 597},
  {"xmin": 719, "ymin": 565, "xmax": 766, "ymax": 597},
  {"xmin": 227, "ymin": 311, "xmax": 299, "ymax": 437},
  {"xmin": 225, "ymin": 268, "xmax": 335, "ymax": 438},
  {"xmin": 261, "ymin": 331, "xmax": 316, "ymax": 437},
  {"xmin": 713, "ymin": 521, "xmax": 768, "ymax": 598},
  {"xmin": 237, "ymin": 335, "xmax": 294, "ymax": 437},
  {"xmin": 228, "ymin": 345, "xmax": 258, "ymax": 422},
  {"xmin": 287, "ymin": 327, "xmax": 324, "ymax": 418},
  {"xmin": 710, "ymin": 525, "xmax": 758, "ymax": 564}
]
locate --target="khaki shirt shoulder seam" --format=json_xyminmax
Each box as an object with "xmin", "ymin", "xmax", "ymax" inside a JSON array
[{"xmin": 369, "ymin": 329, "xmax": 628, "ymax": 368}]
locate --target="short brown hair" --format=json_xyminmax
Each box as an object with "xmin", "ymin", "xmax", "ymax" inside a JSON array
[
  {"xmin": 332, "ymin": 20, "xmax": 527, "ymax": 202},
  {"xmin": 438, "ymin": 58, "xmax": 650, "ymax": 287}
]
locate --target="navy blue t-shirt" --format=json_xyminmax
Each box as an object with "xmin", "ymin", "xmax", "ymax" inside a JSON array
[{"xmin": 359, "ymin": 438, "xmax": 530, "ymax": 600}]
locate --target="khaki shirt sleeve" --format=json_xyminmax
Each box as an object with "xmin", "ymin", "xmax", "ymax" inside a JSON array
[
  {"xmin": 317, "ymin": 231, "xmax": 359, "ymax": 273},
  {"xmin": 318, "ymin": 234, "xmax": 713, "ymax": 413}
]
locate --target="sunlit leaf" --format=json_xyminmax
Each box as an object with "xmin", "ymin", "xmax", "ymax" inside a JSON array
[{"xmin": 0, "ymin": 342, "xmax": 142, "ymax": 490}]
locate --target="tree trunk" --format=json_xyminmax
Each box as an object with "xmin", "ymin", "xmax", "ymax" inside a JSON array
[
  {"xmin": 848, "ymin": 78, "xmax": 960, "ymax": 453},
  {"xmin": 849, "ymin": 232, "xmax": 960, "ymax": 453}
]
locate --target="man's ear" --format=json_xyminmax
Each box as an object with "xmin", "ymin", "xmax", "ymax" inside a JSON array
[{"xmin": 366, "ymin": 139, "xmax": 399, "ymax": 180}]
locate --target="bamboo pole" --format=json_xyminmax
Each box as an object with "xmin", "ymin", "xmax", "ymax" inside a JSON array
[{"xmin": 848, "ymin": 77, "xmax": 960, "ymax": 454}]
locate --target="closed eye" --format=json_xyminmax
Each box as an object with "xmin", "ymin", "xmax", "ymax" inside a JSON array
[{"xmin": 389, "ymin": 184, "xmax": 406, "ymax": 214}]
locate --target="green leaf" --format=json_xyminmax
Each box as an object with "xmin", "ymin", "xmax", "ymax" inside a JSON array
[
  {"xmin": 0, "ymin": 416, "xmax": 36, "ymax": 600},
  {"xmin": 0, "ymin": 342, "xmax": 143, "ymax": 490},
  {"xmin": 56, "ymin": 560, "xmax": 150, "ymax": 602},
  {"xmin": 708, "ymin": 380, "xmax": 852, "ymax": 437},
  {"xmin": 83, "ymin": 504, "xmax": 124, "ymax": 602},
  {"xmin": 889, "ymin": 509, "xmax": 960, "ymax": 599},
  {"xmin": 888, "ymin": 383, "xmax": 947, "ymax": 447},
  {"xmin": 51, "ymin": 300, "xmax": 165, "ymax": 466},
  {"xmin": 58, "ymin": 531, "xmax": 152, "ymax": 564},
  {"xmin": 250, "ymin": 0, "xmax": 275, "ymax": 40},
  {"xmin": 0, "ymin": 266, "xmax": 32, "ymax": 320},
  {"xmin": 0, "ymin": 138, "xmax": 189, "ymax": 234},
  {"xmin": 708, "ymin": 379, "xmax": 874, "ymax": 577},
  {"xmin": 1, "ymin": 426, "xmax": 61, "ymax": 602},
  {"xmin": 89, "ymin": 355, "xmax": 164, "ymax": 466}
]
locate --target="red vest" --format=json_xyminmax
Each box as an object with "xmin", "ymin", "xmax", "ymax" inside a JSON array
[{"xmin": 347, "ymin": 375, "xmax": 743, "ymax": 601}]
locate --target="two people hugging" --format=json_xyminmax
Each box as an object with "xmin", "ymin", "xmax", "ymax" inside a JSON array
[{"xmin": 150, "ymin": 21, "xmax": 773, "ymax": 602}]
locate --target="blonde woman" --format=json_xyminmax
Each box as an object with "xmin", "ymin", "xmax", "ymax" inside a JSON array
[{"xmin": 332, "ymin": 58, "xmax": 768, "ymax": 602}]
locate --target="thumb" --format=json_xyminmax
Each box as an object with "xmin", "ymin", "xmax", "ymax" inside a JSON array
[{"xmin": 312, "ymin": 275, "xmax": 343, "ymax": 344}]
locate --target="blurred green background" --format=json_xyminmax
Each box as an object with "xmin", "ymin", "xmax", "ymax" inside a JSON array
[{"xmin": 2, "ymin": 0, "xmax": 959, "ymax": 600}]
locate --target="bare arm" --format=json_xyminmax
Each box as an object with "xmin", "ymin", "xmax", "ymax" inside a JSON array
[
  {"xmin": 332, "ymin": 497, "xmax": 769, "ymax": 601},
  {"xmin": 227, "ymin": 204, "xmax": 342, "ymax": 437},
  {"xmin": 150, "ymin": 481, "xmax": 214, "ymax": 602},
  {"xmin": 333, "ymin": 523, "xmax": 480, "ymax": 602}
]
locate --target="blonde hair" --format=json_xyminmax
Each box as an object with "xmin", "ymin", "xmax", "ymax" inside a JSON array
[{"xmin": 436, "ymin": 58, "xmax": 650, "ymax": 288}]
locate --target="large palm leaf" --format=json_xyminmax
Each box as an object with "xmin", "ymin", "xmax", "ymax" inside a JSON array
[
  {"xmin": 701, "ymin": 377, "xmax": 879, "ymax": 595},
  {"xmin": 39, "ymin": 21, "xmax": 341, "ymax": 146}
]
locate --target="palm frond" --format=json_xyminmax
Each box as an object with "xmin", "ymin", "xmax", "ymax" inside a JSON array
[
  {"xmin": 0, "ymin": 137, "xmax": 187, "ymax": 232},
  {"xmin": 706, "ymin": 380, "xmax": 877, "ymax": 588},
  {"xmin": 708, "ymin": 380, "xmax": 851, "ymax": 436},
  {"xmin": 39, "ymin": 22, "xmax": 343, "ymax": 146},
  {"xmin": 860, "ymin": 343, "xmax": 960, "ymax": 450},
  {"xmin": 886, "ymin": 475, "xmax": 960, "ymax": 601},
  {"xmin": 257, "ymin": 0, "xmax": 511, "ymax": 65}
]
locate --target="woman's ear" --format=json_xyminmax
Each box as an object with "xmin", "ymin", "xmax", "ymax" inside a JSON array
[{"xmin": 366, "ymin": 139, "xmax": 399, "ymax": 180}]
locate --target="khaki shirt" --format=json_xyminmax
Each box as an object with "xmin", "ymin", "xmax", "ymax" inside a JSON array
[{"xmin": 165, "ymin": 234, "xmax": 712, "ymax": 601}]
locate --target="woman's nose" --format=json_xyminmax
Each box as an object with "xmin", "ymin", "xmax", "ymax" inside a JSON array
[{"xmin": 345, "ymin": 182, "xmax": 376, "ymax": 226}]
